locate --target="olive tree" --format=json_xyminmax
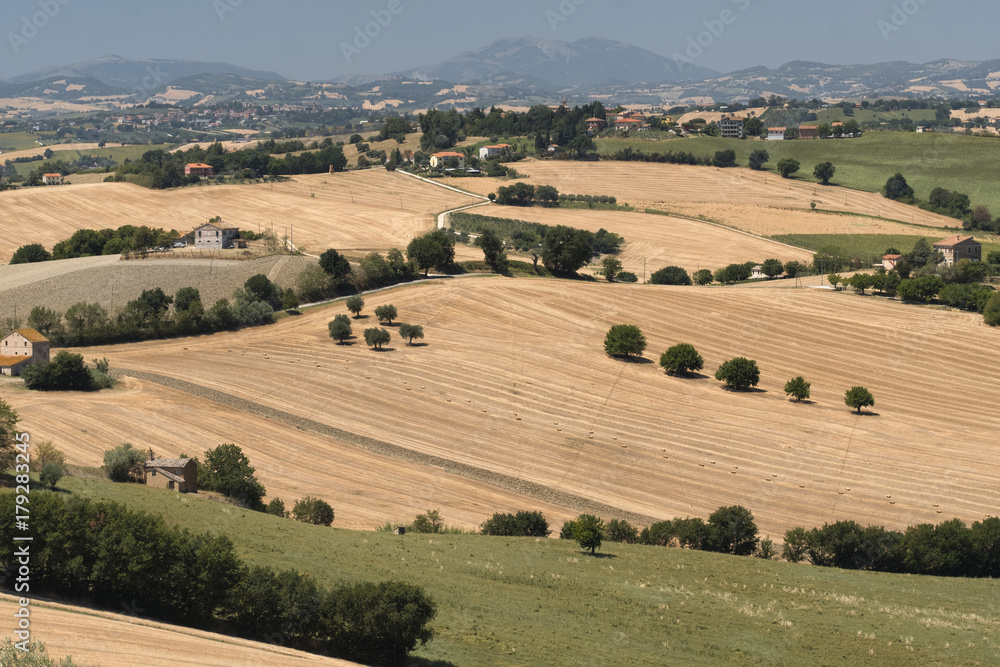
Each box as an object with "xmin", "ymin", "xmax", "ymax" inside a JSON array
[
  {"xmin": 364, "ymin": 327, "xmax": 391, "ymax": 350},
  {"xmin": 345, "ymin": 296, "xmax": 365, "ymax": 318},
  {"xmin": 845, "ymin": 386, "xmax": 875, "ymax": 414},
  {"xmin": 375, "ymin": 304, "xmax": 398, "ymax": 324},
  {"xmin": 328, "ymin": 314, "xmax": 352, "ymax": 343},
  {"xmin": 784, "ymin": 376, "xmax": 811, "ymax": 402},
  {"xmin": 398, "ymin": 323, "xmax": 424, "ymax": 345}
]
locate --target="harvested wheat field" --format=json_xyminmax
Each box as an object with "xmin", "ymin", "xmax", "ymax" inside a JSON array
[
  {"xmin": 0, "ymin": 594, "xmax": 354, "ymax": 667},
  {"xmin": 29, "ymin": 277, "xmax": 999, "ymax": 540},
  {"xmin": 0, "ymin": 170, "xmax": 478, "ymax": 262},
  {"xmin": 0, "ymin": 254, "xmax": 315, "ymax": 322},
  {"xmin": 457, "ymin": 207, "xmax": 814, "ymax": 276},
  {"xmin": 459, "ymin": 160, "xmax": 958, "ymax": 228},
  {"xmin": 3, "ymin": 373, "xmax": 577, "ymax": 530}
]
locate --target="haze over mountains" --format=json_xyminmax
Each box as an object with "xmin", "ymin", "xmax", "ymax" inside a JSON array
[{"xmin": 4, "ymin": 38, "xmax": 1000, "ymax": 106}]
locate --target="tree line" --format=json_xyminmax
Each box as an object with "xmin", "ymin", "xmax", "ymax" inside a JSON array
[
  {"xmin": 19, "ymin": 276, "xmax": 283, "ymax": 348},
  {"xmin": 782, "ymin": 517, "xmax": 1000, "ymax": 577},
  {"xmin": 0, "ymin": 491, "xmax": 436, "ymax": 664}
]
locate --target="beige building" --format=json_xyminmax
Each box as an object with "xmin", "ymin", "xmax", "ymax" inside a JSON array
[
  {"xmin": 882, "ymin": 253, "xmax": 905, "ymax": 271},
  {"xmin": 0, "ymin": 328, "xmax": 51, "ymax": 377},
  {"xmin": 933, "ymin": 235, "xmax": 981, "ymax": 266},
  {"xmin": 193, "ymin": 221, "xmax": 239, "ymax": 249},
  {"xmin": 430, "ymin": 152, "xmax": 466, "ymax": 169},
  {"xmin": 42, "ymin": 173, "xmax": 63, "ymax": 185},
  {"xmin": 144, "ymin": 458, "xmax": 198, "ymax": 493}
]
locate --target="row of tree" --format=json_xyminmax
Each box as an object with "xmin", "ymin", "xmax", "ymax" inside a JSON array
[
  {"xmin": 782, "ymin": 517, "xmax": 1000, "ymax": 578},
  {"xmin": 20, "ymin": 277, "xmax": 283, "ymax": 348},
  {"xmin": 0, "ymin": 491, "xmax": 436, "ymax": 664}
]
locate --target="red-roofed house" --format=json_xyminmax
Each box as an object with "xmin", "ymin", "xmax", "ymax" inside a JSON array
[
  {"xmin": 185, "ymin": 163, "xmax": 214, "ymax": 178},
  {"xmin": 933, "ymin": 235, "xmax": 981, "ymax": 266},
  {"xmin": 42, "ymin": 173, "xmax": 63, "ymax": 185},
  {"xmin": 586, "ymin": 117, "xmax": 606, "ymax": 133},
  {"xmin": 430, "ymin": 152, "xmax": 466, "ymax": 169},
  {"xmin": 478, "ymin": 143, "xmax": 512, "ymax": 160},
  {"xmin": 882, "ymin": 254, "xmax": 905, "ymax": 271},
  {"xmin": 798, "ymin": 126, "xmax": 820, "ymax": 139},
  {"xmin": 767, "ymin": 127, "xmax": 786, "ymax": 141},
  {"xmin": 0, "ymin": 328, "xmax": 51, "ymax": 377}
]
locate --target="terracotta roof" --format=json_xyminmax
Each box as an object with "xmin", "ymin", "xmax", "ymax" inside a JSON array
[
  {"xmin": 934, "ymin": 235, "xmax": 979, "ymax": 248},
  {"xmin": 0, "ymin": 356, "xmax": 30, "ymax": 368},
  {"xmin": 432, "ymin": 152, "xmax": 465, "ymax": 158},
  {"xmin": 186, "ymin": 163, "xmax": 213, "ymax": 169},
  {"xmin": 883, "ymin": 254, "xmax": 903, "ymax": 260},
  {"xmin": 615, "ymin": 118, "xmax": 643, "ymax": 124},
  {"xmin": 13, "ymin": 328, "xmax": 49, "ymax": 343},
  {"xmin": 586, "ymin": 117, "xmax": 605, "ymax": 122},
  {"xmin": 145, "ymin": 458, "xmax": 193, "ymax": 469},
  {"xmin": 768, "ymin": 127, "xmax": 786, "ymax": 131},
  {"xmin": 43, "ymin": 173, "xmax": 62, "ymax": 178}
]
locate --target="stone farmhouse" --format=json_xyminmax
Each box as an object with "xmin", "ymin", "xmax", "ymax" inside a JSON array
[
  {"xmin": 193, "ymin": 221, "xmax": 240, "ymax": 249},
  {"xmin": 0, "ymin": 328, "xmax": 50, "ymax": 377},
  {"xmin": 144, "ymin": 458, "xmax": 198, "ymax": 493},
  {"xmin": 934, "ymin": 235, "xmax": 981, "ymax": 266}
]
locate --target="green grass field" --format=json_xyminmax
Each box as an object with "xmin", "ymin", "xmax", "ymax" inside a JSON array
[
  {"xmin": 48, "ymin": 473, "xmax": 1000, "ymax": 666},
  {"xmin": 6, "ymin": 144, "xmax": 172, "ymax": 176},
  {"xmin": 596, "ymin": 132, "xmax": 1000, "ymax": 215},
  {"xmin": 771, "ymin": 233, "xmax": 1000, "ymax": 266},
  {"xmin": 0, "ymin": 131, "xmax": 45, "ymax": 151}
]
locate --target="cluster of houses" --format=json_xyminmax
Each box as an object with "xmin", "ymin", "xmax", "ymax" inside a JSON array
[{"xmin": 767, "ymin": 122, "xmax": 858, "ymax": 140}]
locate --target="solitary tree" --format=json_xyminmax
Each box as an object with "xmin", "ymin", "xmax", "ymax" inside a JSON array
[
  {"xmin": 659, "ymin": 343, "xmax": 704, "ymax": 376},
  {"xmin": 571, "ymin": 514, "xmax": 605, "ymax": 555},
  {"xmin": 715, "ymin": 357, "xmax": 760, "ymax": 391},
  {"xmin": 784, "ymin": 376, "xmax": 811, "ymax": 402},
  {"xmin": 602, "ymin": 256, "xmax": 623, "ymax": 282},
  {"xmin": 364, "ymin": 327, "xmax": 391, "ymax": 350},
  {"xmin": 761, "ymin": 259, "xmax": 784, "ymax": 278},
  {"xmin": 346, "ymin": 296, "xmax": 365, "ymax": 318},
  {"xmin": 748, "ymin": 149, "xmax": 770, "ymax": 171},
  {"xmin": 541, "ymin": 225, "xmax": 594, "ymax": 274},
  {"xmin": 203, "ymin": 443, "xmax": 267, "ymax": 510},
  {"xmin": 40, "ymin": 463, "xmax": 64, "ymax": 491},
  {"xmin": 828, "ymin": 274, "xmax": 842, "ymax": 291},
  {"xmin": 777, "ymin": 158, "xmax": 800, "ymax": 179},
  {"xmin": 292, "ymin": 496, "xmax": 335, "ymax": 526},
  {"xmin": 604, "ymin": 325, "xmax": 646, "ymax": 358},
  {"xmin": 883, "ymin": 173, "xmax": 914, "ymax": 200},
  {"xmin": 375, "ymin": 304, "xmax": 398, "ymax": 324},
  {"xmin": 398, "ymin": 323, "xmax": 424, "ymax": 345},
  {"xmin": 328, "ymin": 314, "xmax": 352, "ymax": 343},
  {"xmin": 845, "ymin": 386, "xmax": 875, "ymax": 414},
  {"xmin": 813, "ymin": 162, "xmax": 836, "ymax": 185}
]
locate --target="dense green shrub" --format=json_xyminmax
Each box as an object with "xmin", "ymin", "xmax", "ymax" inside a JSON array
[
  {"xmin": 650, "ymin": 266, "xmax": 692, "ymax": 285},
  {"xmin": 480, "ymin": 511, "xmax": 550, "ymax": 537},
  {"xmin": 292, "ymin": 497, "xmax": 335, "ymax": 526},
  {"xmin": 604, "ymin": 325, "xmax": 647, "ymax": 358}
]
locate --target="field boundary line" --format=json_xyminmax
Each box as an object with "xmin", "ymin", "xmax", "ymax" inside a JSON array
[
  {"xmin": 394, "ymin": 169, "xmax": 491, "ymax": 201},
  {"xmin": 644, "ymin": 208, "xmax": 815, "ymax": 255},
  {"xmin": 109, "ymin": 368, "xmax": 661, "ymax": 527}
]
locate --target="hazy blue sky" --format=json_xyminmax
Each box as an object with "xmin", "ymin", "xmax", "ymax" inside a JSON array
[{"xmin": 3, "ymin": 0, "xmax": 998, "ymax": 81}]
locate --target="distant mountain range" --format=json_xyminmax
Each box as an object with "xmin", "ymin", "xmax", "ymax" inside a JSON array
[
  {"xmin": 4, "ymin": 43, "xmax": 1000, "ymax": 110},
  {"xmin": 7, "ymin": 55, "xmax": 285, "ymax": 90},
  {"xmin": 395, "ymin": 37, "xmax": 719, "ymax": 88}
]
